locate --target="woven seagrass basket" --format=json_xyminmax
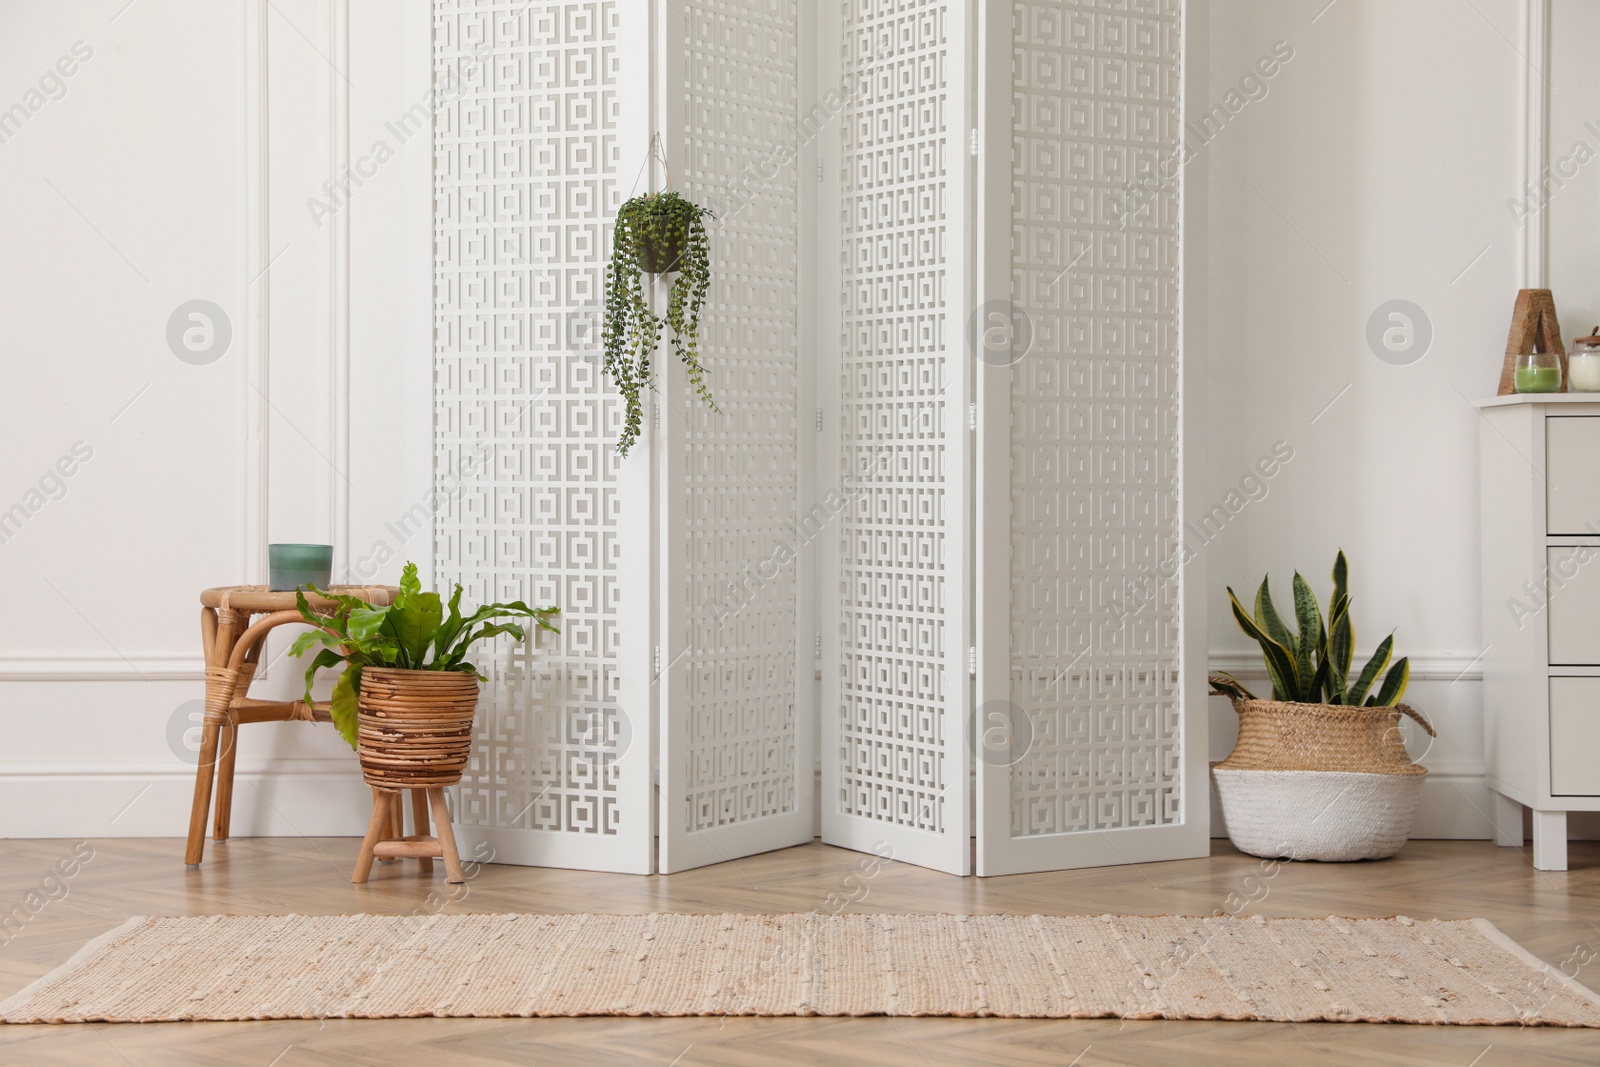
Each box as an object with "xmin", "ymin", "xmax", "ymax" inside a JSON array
[
  {"xmin": 355, "ymin": 668, "xmax": 480, "ymax": 791},
  {"xmin": 1211, "ymin": 678, "xmax": 1435, "ymax": 861}
]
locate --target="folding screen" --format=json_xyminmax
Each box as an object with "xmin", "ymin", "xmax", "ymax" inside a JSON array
[
  {"xmin": 817, "ymin": 0, "xmax": 972, "ymax": 875},
  {"xmin": 975, "ymin": 0, "xmax": 1207, "ymax": 875},
  {"xmin": 432, "ymin": 0, "xmax": 813, "ymax": 876},
  {"xmin": 656, "ymin": 0, "xmax": 815, "ymax": 873},
  {"xmin": 433, "ymin": 0, "xmax": 654, "ymax": 874},
  {"xmin": 431, "ymin": 0, "xmax": 1204, "ymax": 877}
]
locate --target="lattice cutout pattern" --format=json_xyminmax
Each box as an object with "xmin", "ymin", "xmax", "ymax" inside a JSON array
[
  {"xmin": 434, "ymin": 0, "xmax": 629, "ymax": 838},
  {"xmin": 837, "ymin": 0, "xmax": 953, "ymax": 835},
  {"xmin": 1009, "ymin": 0, "xmax": 1183, "ymax": 836},
  {"xmin": 676, "ymin": 0, "xmax": 801, "ymax": 833}
]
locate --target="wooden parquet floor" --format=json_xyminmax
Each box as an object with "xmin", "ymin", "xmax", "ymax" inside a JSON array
[{"xmin": 1, "ymin": 836, "xmax": 1598, "ymax": 1065}]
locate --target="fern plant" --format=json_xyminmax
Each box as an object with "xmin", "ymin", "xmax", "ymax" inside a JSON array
[
  {"xmin": 602, "ymin": 191, "xmax": 717, "ymax": 456},
  {"xmin": 1213, "ymin": 550, "xmax": 1410, "ymax": 706}
]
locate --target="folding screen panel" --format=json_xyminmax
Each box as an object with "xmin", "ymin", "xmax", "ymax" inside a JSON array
[
  {"xmin": 975, "ymin": 0, "xmax": 1207, "ymax": 875},
  {"xmin": 655, "ymin": 0, "xmax": 815, "ymax": 873},
  {"xmin": 433, "ymin": 0, "xmax": 654, "ymax": 874},
  {"xmin": 819, "ymin": 0, "xmax": 972, "ymax": 875}
]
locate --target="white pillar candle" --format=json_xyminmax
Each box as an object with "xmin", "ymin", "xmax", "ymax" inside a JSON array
[{"xmin": 1569, "ymin": 353, "xmax": 1600, "ymax": 392}]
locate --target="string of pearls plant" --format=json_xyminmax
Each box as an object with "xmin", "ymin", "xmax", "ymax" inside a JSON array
[{"xmin": 602, "ymin": 191, "xmax": 717, "ymax": 456}]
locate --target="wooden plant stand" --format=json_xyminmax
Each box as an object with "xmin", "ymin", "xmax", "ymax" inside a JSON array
[
  {"xmin": 353, "ymin": 786, "xmax": 465, "ymax": 884},
  {"xmin": 350, "ymin": 667, "xmax": 481, "ymax": 885}
]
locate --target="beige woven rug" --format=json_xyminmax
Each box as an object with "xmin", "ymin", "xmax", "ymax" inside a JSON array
[{"xmin": 4, "ymin": 913, "xmax": 1599, "ymax": 1026}]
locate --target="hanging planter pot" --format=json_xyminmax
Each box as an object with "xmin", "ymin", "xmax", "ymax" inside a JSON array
[{"xmin": 635, "ymin": 210, "xmax": 687, "ymax": 273}]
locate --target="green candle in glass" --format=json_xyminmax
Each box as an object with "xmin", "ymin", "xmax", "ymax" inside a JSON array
[
  {"xmin": 268, "ymin": 543, "xmax": 333, "ymax": 591},
  {"xmin": 1515, "ymin": 351, "xmax": 1563, "ymax": 393}
]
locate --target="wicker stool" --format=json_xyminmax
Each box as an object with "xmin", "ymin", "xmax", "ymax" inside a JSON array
[{"xmin": 186, "ymin": 584, "xmax": 397, "ymax": 867}]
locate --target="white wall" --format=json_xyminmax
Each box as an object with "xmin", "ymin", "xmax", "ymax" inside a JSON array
[
  {"xmin": 0, "ymin": 0, "xmax": 431, "ymax": 839},
  {"xmin": 1201, "ymin": 0, "xmax": 1598, "ymax": 840},
  {"xmin": 2, "ymin": 0, "xmax": 1565, "ymax": 847}
]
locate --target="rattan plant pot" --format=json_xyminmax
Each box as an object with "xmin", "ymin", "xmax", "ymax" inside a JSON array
[
  {"xmin": 1212, "ymin": 696, "xmax": 1434, "ymax": 862},
  {"xmin": 356, "ymin": 668, "xmax": 480, "ymax": 791}
]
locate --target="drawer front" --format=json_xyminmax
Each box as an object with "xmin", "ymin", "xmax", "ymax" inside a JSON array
[
  {"xmin": 1547, "ymin": 547, "xmax": 1600, "ymax": 663},
  {"xmin": 1546, "ymin": 417, "xmax": 1600, "ymax": 534},
  {"xmin": 1550, "ymin": 677, "xmax": 1600, "ymax": 796}
]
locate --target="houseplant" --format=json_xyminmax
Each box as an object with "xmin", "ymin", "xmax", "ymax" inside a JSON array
[
  {"xmin": 602, "ymin": 190, "xmax": 717, "ymax": 456},
  {"xmin": 289, "ymin": 562, "xmax": 559, "ymax": 754},
  {"xmin": 290, "ymin": 564, "xmax": 559, "ymax": 882},
  {"xmin": 1210, "ymin": 550, "xmax": 1434, "ymax": 861}
]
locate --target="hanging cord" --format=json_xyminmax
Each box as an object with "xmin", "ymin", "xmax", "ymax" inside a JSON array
[
  {"xmin": 623, "ymin": 132, "xmax": 718, "ymax": 218},
  {"xmin": 627, "ymin": 132, "xmax": 675, "ymax": 198},
  {"xmin": 650, "ymin": 132, "xmax": 673, "ymax": 191}
]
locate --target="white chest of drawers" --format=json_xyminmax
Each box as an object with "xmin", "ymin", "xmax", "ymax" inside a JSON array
[{"xmin": 1479, "ymin": 395, "xmax": 1600, "ymax": 870}]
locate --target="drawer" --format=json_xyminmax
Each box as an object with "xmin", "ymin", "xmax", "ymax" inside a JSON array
[
  {"xmin": 1547, "ymin": 547, "xmax": 1600, "ymax": 663},
  {"xmin": 1550, "ymin": 677, "xmax": 1600, "ymax": 795},
  {"xmin": 1546, "ymin": 417, "xmax": 1600, "ymax": 534}
]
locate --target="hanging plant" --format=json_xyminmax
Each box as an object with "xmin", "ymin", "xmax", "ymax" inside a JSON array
[{"xmin": 602, "ymin": 190, "xmax": 717, "ymax": 456}]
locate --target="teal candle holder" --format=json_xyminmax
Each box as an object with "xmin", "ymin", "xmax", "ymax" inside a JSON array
[{"xmin": 268, "ymin": 543, "xmax": 333, "ymax": 591}]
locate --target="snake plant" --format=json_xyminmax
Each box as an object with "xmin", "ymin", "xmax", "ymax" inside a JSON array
[{"xmin": 1213, "ymin": 550, "xmax": 1410, "ymax": 706}]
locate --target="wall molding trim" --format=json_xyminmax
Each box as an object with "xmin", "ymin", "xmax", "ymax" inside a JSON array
[
  {"xmin": 0, "ymin": 769, "xmax": 370, "ymax": 839},
  {"xmin": 0, "ymin": 647, "xmax": 1483, "ymax": 687},
  {"xmin": 11, "ymin": 764, "xmax": 1589, "ymax": 842},
  {"xmin": 244, "ymin": 0, "xmax": 270, "ymax": 586},
  {"xmin": 0, "ymin": 655, "xmax": 207, "ymax": 681},
  {"xmin": 1520, "ymin": 0, "xmax": 1551, "ymax": 287},
  {"xmin": 330, "ymin": 0, "xmax": 352, "ymax": 581},
  {"xmin": 0, "ymin": 759, "xmax": 353, "ymax": 777},
  {"xmin": 1208, "ymin": 650, "xmax": 1485, "ymax": 682}
]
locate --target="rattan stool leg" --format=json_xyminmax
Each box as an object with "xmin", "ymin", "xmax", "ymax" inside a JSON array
[
  {"xmin": 186, "ymin": 605, "xmax": 234, "ymax": 868},
  {"xmin": 213, "ymin": 721, "xmax": 237, "ymax": 842},
  {"xmin": 352, "ymin": 787, "xmax": 394, "ymax": 884},
  {"xmin": 184, "ymin": 721, "xmax": 222, "ymax": 867},
  {"xmin": 427, "ymin": 787, "xmax": 466, "ymax": 884},
  {"xmin": 410, "ymin": 789, "xmax": 433, "ymax": 875},
  {"xmin": 376, "ymin": 792, "xmax": 403, "ymax": 864}
]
